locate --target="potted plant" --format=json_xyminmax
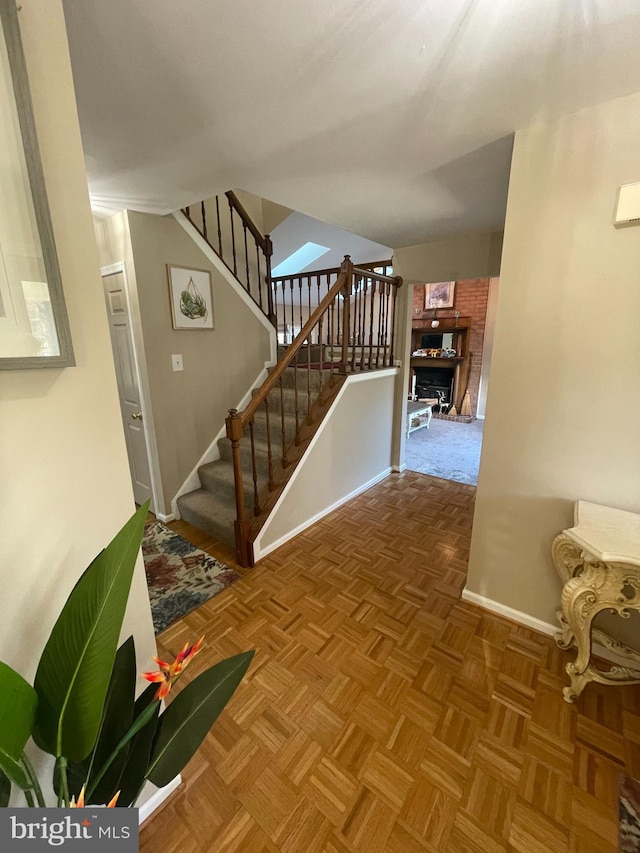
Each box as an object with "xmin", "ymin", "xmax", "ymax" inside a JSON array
[{"xmin": 0, "ymin": 502, "xmax": 253, "ymax": 808}]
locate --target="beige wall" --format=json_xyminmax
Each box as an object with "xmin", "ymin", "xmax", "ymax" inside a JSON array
[
  {"xmin": 262, "ymin": 198, "xmax": 293, "ymax": 234},
  {"xmin": 467, "ymin": 91, "xmax": 640, "ymax": 627},
  {"xmin": 393, "ymin": 230, "xmax": 503, "ymax": 284},
  {"xmin": 116, "ymin": 211, "xmax": 272, "ymax": 508},
  {"xmin": 256, "ymin": 371, "xmax": 397, "ymax": 556},
  {"xmin": 0, "ymin": 0, "xmax": 155, "ymax": 694}
]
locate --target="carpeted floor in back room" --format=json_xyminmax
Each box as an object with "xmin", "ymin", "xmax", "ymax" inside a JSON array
[{"xmin": 405, "ymin": 417, "xmax": 484, "ymax": 485}]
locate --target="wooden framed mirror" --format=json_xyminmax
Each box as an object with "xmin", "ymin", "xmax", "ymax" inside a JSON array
[{"xmin": 0, "ymin": 0, "xmax": 74, "ymax": 369}]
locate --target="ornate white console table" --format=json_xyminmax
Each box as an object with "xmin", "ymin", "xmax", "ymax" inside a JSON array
[{"xmin": 552, "ymin": 501, "xmax": 640, "ymax": 703}]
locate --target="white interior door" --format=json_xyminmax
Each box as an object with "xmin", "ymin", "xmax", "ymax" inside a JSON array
[{"xmin": 102, "ymin": 270, "xmax": 154, "ymax": 509}]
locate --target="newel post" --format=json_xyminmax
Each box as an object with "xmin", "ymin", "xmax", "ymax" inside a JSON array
[
  {"xmin": 340, "ymin": 255, "xmax": 353, "ymax": 373},
  {"xmin": 389, "ymin": 275, "xmax": 403, "ymax": 367},
  {"xmin": 225, "ymin": 408, "xmax": 250, "ymax": 566},
  {"xmin": 264, "ymin": 234, "xmax": 276, "ymax": 327}
]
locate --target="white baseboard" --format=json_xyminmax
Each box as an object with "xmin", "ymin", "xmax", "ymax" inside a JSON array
[
  {"xmin": 137, "ymin": 775, "xmax": 182, "ymax": 824},
  {"xmin": 155, "ymin": 511, "xmax": 176, "ymax": 523},
  {"xmin": 392, "ymin": 463, "xmax": 407, "ymax": 473},
  {"xmin": 254, "ymin": 467, "xmax": 392, "ymax": 561},
  {"xmin": 461, "ymin": 589, "xmax": 557, "ymax": 635},
  {"xmin": 461, "ymin": 588, "xmax": 627, "ymax": 665}
]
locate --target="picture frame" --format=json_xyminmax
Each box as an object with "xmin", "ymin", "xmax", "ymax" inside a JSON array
[
  {"xmin": 424, "ymin": 281, "xmax": 455, "ymax": 310},
  {"xmin": 0, "ymin": 0, "xmax": 74, "ymax": 369},
  {"xmin": 167, "ymin": 265, "xmax": 214, "ymax": 330}
]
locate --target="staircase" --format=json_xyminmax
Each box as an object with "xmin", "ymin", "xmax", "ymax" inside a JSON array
[
  {"xmin": 177, "ymin": 365, "xmax": 343, "ymax": 548},
  {"xmin": 178, "ymin": 193, "xmax": 401, "ymax": 566}
]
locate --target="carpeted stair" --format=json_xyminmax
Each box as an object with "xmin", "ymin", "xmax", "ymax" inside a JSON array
[{"xmin": 177, "ymin": 366, "xmax": 334, "ymax": 546}]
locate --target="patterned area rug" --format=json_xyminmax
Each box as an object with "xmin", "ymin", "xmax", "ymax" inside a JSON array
[
  {"xmin": 142, "ymin": 520, "xmax": 241, "ymax": 634},
  {"xmin": 620, "ymin": 775, "xmax": 640, "ymax": 851}
]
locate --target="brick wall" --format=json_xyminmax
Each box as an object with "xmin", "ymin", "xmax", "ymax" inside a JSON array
[{"xmin": 412, "ymin": 279, "xmax": 490, "ymax": 416}]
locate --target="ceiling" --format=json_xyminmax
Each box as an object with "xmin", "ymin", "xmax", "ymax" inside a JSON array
[
  {"xmin": 63, "ymin": 0, "xmax": 640, "ymax": 247},
  {"xmin": 270, "ymin": 212, "xmax": 391, "ymax": 275}
]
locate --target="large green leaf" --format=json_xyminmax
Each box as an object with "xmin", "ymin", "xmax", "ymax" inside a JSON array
[
  {"xmin": 86, "ymin": 636, "xmax": 136, "ymax": 803},
  {"xmin": 147, "ymin": 651, "xmax": 254, "ymax": 788},
  {"xmin": 33, "ymin": 502, "xmax": 149, "ymax": 761},
  {"xmin": 65, "ymin": 637, "xmax": 137, "ymax": 804},
  {"xmin": 0, "ymin": 769, "xmax": 10, "ymax": 807},
  {"xmin": 117, "ymin": 702, "xmax": 160, "ymax": 807},
  {"xmin": 0, "ymin": 662, "xmax": 37, "ymax": 790},
  {"xmin": 133, "ymin": 682, "xmax": 158, "ymax": 718}
]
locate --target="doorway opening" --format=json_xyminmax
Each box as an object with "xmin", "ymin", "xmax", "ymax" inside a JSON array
[{"xmin": 404, "ymin": 277, "xmax": 499, "ymax": 485}]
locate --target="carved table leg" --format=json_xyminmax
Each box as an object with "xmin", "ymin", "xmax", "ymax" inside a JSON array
[
  {"xmin": 551, "ymin": 534, "xmax": 585, "ymax": 653},
  {"xmin": 556, "ymin": 556, "xmax": 640, "ymax": 703},
  {"xmin": 559, "ymin": 563, "xmax": 603, "ymax": 702},
  {"xmin": 555, "ymin": 607, "xmax": 575, "ymax": 651}
]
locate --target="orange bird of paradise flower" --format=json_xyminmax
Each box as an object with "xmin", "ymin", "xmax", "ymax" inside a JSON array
[
  {"xmin": 70, "ymin": 785, "xmax": 120, "ymax": 808},
  {"xmin": 142, "ymin": 637, "xmax": 204, "ymax": 700}
]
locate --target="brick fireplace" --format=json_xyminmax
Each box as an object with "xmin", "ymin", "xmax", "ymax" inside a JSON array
[{"xmin": 411, "ymin": 278, "xmax": 490, "ymax": 417}]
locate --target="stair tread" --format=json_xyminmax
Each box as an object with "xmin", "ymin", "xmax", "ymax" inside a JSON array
[{"xmin": 177, "ymin": 488, "xmax": 237, "ymax": 546}]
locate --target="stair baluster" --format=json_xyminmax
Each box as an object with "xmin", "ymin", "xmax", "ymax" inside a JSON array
[
  {"xmin": 306, "ymin": 332, "xmax": 313, "ymax": 425},
  {"xmin": 201, "ymin": 200, "xmax": 208, "ymax": 243},
  {"xmin": 227, "ymin": 408, "xmax": 250, "ymax": 566},
  {"xmin": 255, "ymin": 243, "xmax": 263, "ymax": 311},
  {"xmin": 248, "ymin": 419, "xmax": 259, "ymax": 517},
  {"xmin": 215, "ymin": 196, "xmax": 223, "ymax": 256},
  {"xmin": 293, "ymin": 352, "xmax": 300, "ymax": 445},
  {"xmin": 368, "ymin": 276, "xmax": 375, "ymax": 370},
  {"xmin": 279, "ymin": 376, "xmax": 288, "ymax": 469},
  {"xmin": 228, "ymin": 196, "xmax": 238, "ymax": 276},
  {"xmin": 264, "ymin": 396, "xmax": 274, "ymax": 490},
  {"xmin": 243, "ymin": 224, "xmax": 251, "ymax": 298}
]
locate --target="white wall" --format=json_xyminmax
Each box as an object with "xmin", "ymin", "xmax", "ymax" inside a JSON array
[
  {"xmin": 467, "ymin": 91, "xmax": 640, "ymax": 628},
  {"xmin": 255, "ymin": 370, "xmax": 397, "ymax": 557},
  {"xmin": 0, "ymin": 0, "xmax": 155, "ymax": 692}
]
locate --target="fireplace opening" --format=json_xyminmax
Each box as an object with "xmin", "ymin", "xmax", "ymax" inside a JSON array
[{"xmin": 413, "ymin": 366, "xmax": 454, "ymax": 406}]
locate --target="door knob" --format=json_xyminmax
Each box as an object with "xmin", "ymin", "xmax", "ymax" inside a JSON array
[{"xmin": 131, "ymin": 411, "xmax": 143, "ymax": 420}]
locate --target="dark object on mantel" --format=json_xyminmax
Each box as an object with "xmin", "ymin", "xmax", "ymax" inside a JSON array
[
  {"xmin": 421, "ymin": 334, "xmax": 443, "ymax": 349},
  {"xmin": 409, "ymin": 318, "xmax": 471, "ymax": 412}
]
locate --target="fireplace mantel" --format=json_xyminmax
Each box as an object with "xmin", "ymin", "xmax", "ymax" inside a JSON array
[{"xmin": 409, "ymin": 317, "xmax": 471, "ymax": 411}]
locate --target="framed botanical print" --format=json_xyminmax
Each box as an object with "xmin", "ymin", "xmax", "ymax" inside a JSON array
[{"xmin": 167, "ymin": 265, "xmax": 214, "ymax": 329}]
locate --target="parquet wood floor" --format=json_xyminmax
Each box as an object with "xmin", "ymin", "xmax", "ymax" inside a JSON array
[{"xmin": 140, "ymin": 472, "xmax": 638, "ymax": 852}]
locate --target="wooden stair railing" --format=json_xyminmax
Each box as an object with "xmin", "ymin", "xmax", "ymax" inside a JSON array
[
  {"xmin": 226, "ymin": 256, "xmax": 402, "ymax": 566},
  {"xmin": 271, "ymin": 259, "xmax": 393, "ymax": 344},
  {"xmin": 183, "ymin": 191, "xmax": 275, "ymax": 323}
]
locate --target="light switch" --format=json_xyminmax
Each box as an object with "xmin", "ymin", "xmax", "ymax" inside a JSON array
[{"xmin": 172, "ymin": 354, "xmax": 183, "ymax": 372}]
